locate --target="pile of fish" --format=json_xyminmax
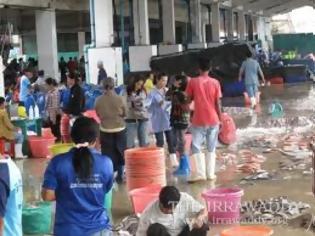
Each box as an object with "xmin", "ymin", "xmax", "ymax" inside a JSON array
[
  {"xmin": 237, "ymin": 150, "xmax": 266, "ymax": 174},
  {"xmin": 242, "ymin": 170, "xmax": 272, "ymax": 181},
  {"xmin": 279, "ymin": 134, "xmax": 312, "ymax": 159},
  {"xmin": 242, "ymin": 136, "xmax": 278, "ymax": 150},
  {"xmin": 241, "ymin": 197, "xmax": 311, "ymax": 223},
  {"xmin": 279, "ymin": 158, "xmax": 312, "ymax": 171},
  {"xmin": 218, "ymin": 153, "xmax": 238, "ymax": 166}
]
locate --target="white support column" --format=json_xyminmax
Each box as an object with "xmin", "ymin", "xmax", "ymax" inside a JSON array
[
  {"xmin": 190, "ymin": 0, "xmax": 202, "ymax": 43},
  {"xmin": 201, "ymin": 6, "xmax": 208, "ymax": 43},
  {"xmin": 35, "ymin": 10, "xmax": 59, "ymax": 80},
  {"xmin": 130, "ymin": 0, "xmax": 157, "ymax": 71},
  {"xmin": 78, "ymin": 32, "xmax": 86, "ymax": 58},
  {"xmin": 227, "ymin": 9, "xmax": 234, "ymax": 41},
  {"xmin": 211, "ymin": 2, "xmax": 220, "ymax": 42},
  {"xmin": 94, "ymin": 0, "xmax": 114, "ymax": 47},
  {"xmin": 133, "ymin": 0, "xmax": 150, "ymax": 45},
  {"xmin": 162, "ymin": 0, "xmax": 175, "ymax": 44},
  {"xmin": 238, "ymin": 11, "xmax": 246, "ymax": 41}
]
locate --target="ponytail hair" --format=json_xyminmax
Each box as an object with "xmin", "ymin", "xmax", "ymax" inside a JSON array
[{"xmin": 70, "ymin": 117, "xmax": 99, "ymax": 179}]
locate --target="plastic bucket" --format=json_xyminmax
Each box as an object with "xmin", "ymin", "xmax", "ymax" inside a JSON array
[
  {"xmin": 42, "ymin": 128, "xmax": 55, "ymax": 138},
  {"xmin": 49, "ymin": 143, "xmax": 74, "ymax": 156},
  {"xmin": 125, "ymin": 147, "xmax": 166, "ymax": 192},
  {"xmin": 28, "ymin": 136, "xmax": 56, "ymax": 158},
  {"xmin": 22, "ymin": 202, "xmax": 52, "ymax": 235},
  {"xmin": 268, "ymin": 76, "xmax": 284, "ymax": 84},
  {"xmin": 104, "ymin": 189, "xmax": 113, "ymax": 210},
  {"xmin": 129, "ymin": 184, "xmax": 162, "ymax": 214},
  {"xmin": 220, "ymin": 226, "xmax": 274, "ymax": 236},
  {"xmin": 202, "ymin": 187, "xmax": 244, "ymax": 224}
]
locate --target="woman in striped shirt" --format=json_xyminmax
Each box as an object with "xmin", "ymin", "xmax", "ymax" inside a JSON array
[{"xmin": 45, "ymin": 78, "xmax": 61, "ymax": 141}]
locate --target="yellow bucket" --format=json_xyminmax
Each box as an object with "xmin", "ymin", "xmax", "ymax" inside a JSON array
[{"xmin": 49, "ymin": 143, "xmax": 74, "ymax": 156}]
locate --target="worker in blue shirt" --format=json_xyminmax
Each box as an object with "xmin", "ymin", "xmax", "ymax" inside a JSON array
[
  {"xmin": 146, "ymin": 73, "xmax": 178, "ymax": 168},
  {"xmin": 0, "ymin": 154, "xmax": 23, "ymax": 236},
  {"xmin": 42, "ymin": 117, "xmax": 114, "ymax": 236}
]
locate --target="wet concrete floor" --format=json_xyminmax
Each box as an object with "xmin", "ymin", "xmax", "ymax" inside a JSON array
[{"xmin": 18, "ymin": 83, "xmax": 315, "ymax": 235}]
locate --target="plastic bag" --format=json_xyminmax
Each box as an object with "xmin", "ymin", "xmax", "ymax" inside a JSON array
[{"xmin": 22, "ymin": 201, "xmax": 52, "ymax": 234}]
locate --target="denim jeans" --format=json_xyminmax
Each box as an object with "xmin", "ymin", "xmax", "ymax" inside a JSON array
[
  {"xmin": 155, "ymin": 130, "xmax": 176, "ymax": 154},
  {"xmin": 173, "ymin": 128, "xmax": 186, "ymax": 156},
  {"xmin": 91, "ymin": 229, "xmax": 113, "ymax": 236},
  {"xmin": 15, "ymin": 132, "xmax": 24, "ymax": 144},
  {"xmin": 245, "ymin": 84, "xmax": 258, "ymax": 98},
  {"xmin": 191, "ymin": 125, "xmax": 219, "ymax": 154},
  {"xmin": 126, "ymin": 120, "xmax": 148, "ymax": 148}
]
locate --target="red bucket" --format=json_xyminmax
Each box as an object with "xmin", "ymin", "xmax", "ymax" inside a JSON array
[
  {"xmin": 42, "ymin": 128, "xmax": 55, "ymax": 138},
  {"xmin": 129, "ymin": 184, "xmax": 162, "ymax": 214},
  {"xmin": 28, "ymin": 136, "xmax": 56, "ymax": 158},
  {"xmin": 125, "ymin": 147, "xmax": 166, "ymax": 192}
]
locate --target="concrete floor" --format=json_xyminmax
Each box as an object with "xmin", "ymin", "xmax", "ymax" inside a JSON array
[{"xmin": 18, "ymin": 83, "xmax": 315, "ymax": 236}]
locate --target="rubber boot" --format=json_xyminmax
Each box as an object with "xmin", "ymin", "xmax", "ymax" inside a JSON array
[
  {"xmin": 250, "ymin": 97, "xmax": 257, "ymax": 110},
  {"xmin": 173, "ymin": 154, "xmax": 190, "ymax": 176},
  {"xmin": 187, "ymin": 153, "xmax": 206, "ymax": 183},
  {"xmin": 206, "ymin": 152, "xmax": 217, "ymax": 180},
  {"xmin": 14, "ymin": 144, "xmax": 26, "ymax": 159},
  {"xmin": 169, "ymin": 153, "xmax": 179, "ymax": 168}
]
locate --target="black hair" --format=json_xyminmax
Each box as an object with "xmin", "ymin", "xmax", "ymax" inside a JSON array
[
  {"xmin": 103, "ymin": 77, "xmax": 115, "ymax": 90},
  {"xmin": 38, "ymin": 70, "xmax": 45, "ymax": 77},
  {"xmin": 159, "ymin": 186, "xmax": 181, "ymax": 209},
  {"xmin": 71, "ymin": 117, "xmax": 99, "ymax": 179},
  {"xmin": 198, "ymin": 57, "xmax": 211, "ymax": 72},
  {"xmin": 69, "ymin": 57, "xmax": 73, "ymax": 60},
  {"xmin": 45, "ymin": 77, "xmax": 58, "ymax": 87},
  {"xmin": 127, "ymin": 74, "xmax": 145, "ymax": 96},
  {"xmin": 18, "ymin": 101, "xmax": 25, "ymax": 107},
  {"xmin": 67, "ymin": 72, "xmax": 79, "ymax": 83},
  {"xmin": 0, "ymin": 97, "xmax": 5, "ymax": 106},
  {"xmin": 153, "ymin": 72, "xmax": 167, "ymax": 85},
  {"xmin": 246, "ymin": 50, "xmax": 253, "ymax": 58},
  {"xmin": 174, "ymin": 75, "xmax": 188, "ymax": 91}
]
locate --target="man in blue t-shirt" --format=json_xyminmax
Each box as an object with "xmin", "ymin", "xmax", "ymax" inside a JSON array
[
  {"xmin": 19, "ymin": 69, "xmax": 33, "ymax": 103},
  {"xmin": 239, "ymin": 51, "xmax": 266, "ymax": 109},
  {"xmin": 0, "ymin": 154, "xmax": 23, "ymax": 236}
]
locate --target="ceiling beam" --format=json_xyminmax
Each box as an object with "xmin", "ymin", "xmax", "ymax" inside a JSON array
[
  {"xmin": 0, "ymin": 0, "xmax": 89, "ymax": 11},
  {"xmin": 264, "ymin": 0, "xmax": 313, "ymax": 16},
  {"xmin": 244, "ymin": 0, "xmax": 292, "ymax": 12},
  {"xmin": 0, "ymin": 0, "xmax": 50, "ymax": 8}
]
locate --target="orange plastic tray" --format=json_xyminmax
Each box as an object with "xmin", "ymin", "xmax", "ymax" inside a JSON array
[{"xmin": 221, "ymin": 226, "xmax": 274, "ymax": 236}]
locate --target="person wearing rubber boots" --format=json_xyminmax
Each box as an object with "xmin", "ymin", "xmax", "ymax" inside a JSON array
[
  {"xmin": 239, "ymin": 51, "xmax": 266, "ymax": 110},
  {"xmin": 166, "ymin": 75, "xmax": 191, "ymax": 176},
  {"xmin": 185, "ymin": 58, "xmax": 222, "ymax": 182}
]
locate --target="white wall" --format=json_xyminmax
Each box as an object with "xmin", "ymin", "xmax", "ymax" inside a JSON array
[{"xmin": 87, "ymin": 47, "xmax": 123, "ymax": 86}]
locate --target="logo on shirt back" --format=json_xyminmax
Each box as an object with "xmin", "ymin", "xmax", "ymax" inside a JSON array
[{"xmin": 70, "ymin": 174, "xmax": 103, "ymax": 189}]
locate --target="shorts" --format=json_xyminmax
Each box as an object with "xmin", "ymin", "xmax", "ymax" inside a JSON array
[{"xmin": 245, "ymin": 84, "xmax": 258, "ymax": 98}]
